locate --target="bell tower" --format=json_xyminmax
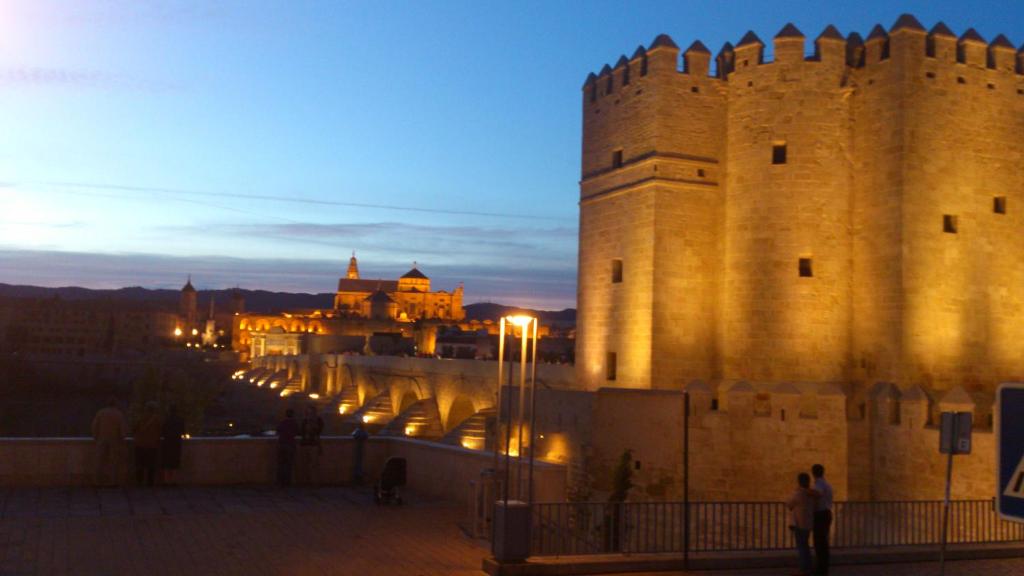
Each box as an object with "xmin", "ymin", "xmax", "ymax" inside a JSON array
[
  {"xmin": 346, "ymin": 252, "xmax": 360, "ymax": 279},
  {"xmin": 180, "ymin": 275, "xmax": 197, "ymax": 330}
]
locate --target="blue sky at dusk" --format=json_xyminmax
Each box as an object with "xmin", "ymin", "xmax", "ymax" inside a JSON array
[{"xmin": 0, "ymin": 1, "xmax": 1022, "ymax": 309}]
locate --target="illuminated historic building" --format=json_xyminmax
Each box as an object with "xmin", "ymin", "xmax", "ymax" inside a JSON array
[
  {"xmin": 333, "ymin": 254, "xmax": 465, "ymax": 321},
  {"xmin": 234, "ymin": 255, "xmax": 466, "ymax": 359},
  {"xmin": 576, "ymin": 14, "xmax": 1024, "ymax": 395},
  {"xmin": 173, "ymin": 277, "xmax": 235, "ymax": 348}
]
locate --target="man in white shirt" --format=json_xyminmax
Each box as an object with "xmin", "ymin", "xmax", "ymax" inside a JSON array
[{"xmin": 811, "ymin": 464, "xmax": 834, "ymax": 576}]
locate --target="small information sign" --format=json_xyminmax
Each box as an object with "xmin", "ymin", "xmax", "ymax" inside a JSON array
[{"xmin": 939, "ymin": 411, "xmax": 972, "ymax": 455}]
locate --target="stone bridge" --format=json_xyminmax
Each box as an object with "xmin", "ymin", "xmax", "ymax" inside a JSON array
[{"xmin": 248, "ymin": 354, "xmax": 578, "ymax": 450}]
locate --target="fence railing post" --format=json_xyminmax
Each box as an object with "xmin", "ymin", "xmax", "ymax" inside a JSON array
[
  {"xmin": 683, "ymin": 390, "xmax": 690, "ymax": 568},
  {"xmin": 525, "ymin": 498, "xmax": 1021, "ymax": 558}
]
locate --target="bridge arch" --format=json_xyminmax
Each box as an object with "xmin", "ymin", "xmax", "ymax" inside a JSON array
[{"xmin": 445, "ymin": 395, "xmax": 477, "ymax": 432}]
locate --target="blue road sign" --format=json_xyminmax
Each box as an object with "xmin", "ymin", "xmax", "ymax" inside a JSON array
[{"xmin": 998, "ymin": 383, "xmax": 1024, "ymax": 523}]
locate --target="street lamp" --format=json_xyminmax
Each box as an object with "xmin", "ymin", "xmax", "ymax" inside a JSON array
[{"xmin": 492, "ymin": 314, "xmax": 538, "ymax": 563}]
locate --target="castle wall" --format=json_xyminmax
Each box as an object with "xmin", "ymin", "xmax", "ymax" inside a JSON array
[
  {"xmin": 577, "ymin": 50, "xmax": 660, "ymax": 391},
  {"xmin": 897, "ymin": 32, "xmax": 1024, "ymax": 391},
  {"xmin": 577, "ymin": 42, "xmax": 725, "ymax": 391},
  {"xmin": 865, "ymin": 387, "xmax": 996, "ymax": 500},
  {"xmin": 576, "ymin": 189, "xmax": 655, "ymax": 390},
  {"xmin": 573, "ymin": 17, "xmax": 1022, "ymax": 504},
  {"xmin": 588, "ymin": 384, "xmax": 848, "ymax": 502},
  {"xmin": 849, "ymin": 34, "xmax": 907, "ymax": 387},
  {"xmin": 580, "ymin": 19, "xmax": 1024, "ymax": 396},
  {"xmin": 649, "ymin": 56, "xmax": 726, "ymax": 388},
  {"xmin": 723, "ymin": 37, "xmax": 853, "ymax": 383}
]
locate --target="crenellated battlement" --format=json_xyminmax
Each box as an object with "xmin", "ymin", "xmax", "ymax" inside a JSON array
[
  {"xmin": 860, "ymin": 382, "xmax": 998, "ymax": 432},
  {"xmin": 578, "ymin": 10, "xmax": 1024, "ymax": 400},
  {"xmin": 583, "ymin": 13, "xmax": 1024, "ymax": 103},
  {"xmin": 683, "ymin": 380, "xmax": 847, "ymax": 423}
]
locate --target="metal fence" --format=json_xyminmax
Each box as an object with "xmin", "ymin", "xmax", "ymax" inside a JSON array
[{"xmin": 531, "ymin": 500, "xmax": 1024, "ymax": 556}]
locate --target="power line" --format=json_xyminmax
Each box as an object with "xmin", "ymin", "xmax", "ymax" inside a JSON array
[{"xmin": 37, "ymin": 180, "xmax": 575, "ymax": 223}]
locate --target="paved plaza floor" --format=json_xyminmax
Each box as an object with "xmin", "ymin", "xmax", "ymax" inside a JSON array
[
  {"xmin": 0, "ymin": 486, "xmax": 489, "ymax": 576},
  {"xmin": 3, "ymin": 487, "xmax": 1024, "ymax": 576}
]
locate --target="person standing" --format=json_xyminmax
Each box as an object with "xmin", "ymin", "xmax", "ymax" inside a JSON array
[
  {"xmin": 351, "ymin": 422, "xmax": 369, "ymax": 485},
  {"xmin": 161, "ymin": 404, "xmax": 185, "ymax": 486},
  {"xmin": 811, "ymin": 464, "xmax": 834, "ymax": 575},
  {"xmin": 133, "ymin": 401, "xmax": 163, "ymax": 487},
  {"xmin": 276, "ymin": 408, "xmax": 299, "ymax": 486},
  {"xmin": 787, "ymin": 472, "xmax": 816, "ymax": 576},
  {"xmin": 92, "ymin": 397, "xmax": 128, "ymax": 487},
  {"xmin": 299, "ymin": 405, "xmax": 324, "ymax": 484}
]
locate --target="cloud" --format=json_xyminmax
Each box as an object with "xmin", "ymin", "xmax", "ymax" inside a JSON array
[
  {"xmin": 212, "ymin": 219, "xmax": 581, "ymax": 260},
  {"xmin": 161, "ymin": 220, "xmax": 579, "ymax": 271},
  {"xmin": 214, "ymin": 222, "xmax": 578, "ymax": 241},
  {"xmin": 0, "ymin": 248, "xmax": 577, "ymax": 310}
]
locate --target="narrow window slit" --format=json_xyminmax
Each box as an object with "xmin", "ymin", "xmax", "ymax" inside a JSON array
[
  {"xmin": 943, "ymin": 215, "xmax": 958, "ymax": 234},
  {"xmin": 994, "ymin": 196, "xmax": 1007, "ymax": 215},
  {"xmin": 799, "ymin": 258, "xmax": 813, "ymax": 278},
  {"xmin": 772, "ymin": 143, "xmax": 787, "ymax": 165}
]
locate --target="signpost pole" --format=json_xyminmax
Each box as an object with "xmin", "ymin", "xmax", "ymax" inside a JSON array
[{"xmin": 937, "ymin": 410, "xmax": 971, "ymax": 576}]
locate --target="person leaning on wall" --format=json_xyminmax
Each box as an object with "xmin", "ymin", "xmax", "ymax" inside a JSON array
[{"xmin": 91, "ymin": 397, "xmax": 127, "ymax": 487}]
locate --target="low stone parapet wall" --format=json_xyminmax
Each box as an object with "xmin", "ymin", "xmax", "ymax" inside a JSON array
[{"xmin": 0, "ymin": 436, "xmax": 566, "ymax": 507}]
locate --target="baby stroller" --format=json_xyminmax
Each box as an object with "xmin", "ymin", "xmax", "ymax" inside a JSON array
[{"xmin": 374, "ymin": 456, "xmax": 406, "ymax": 505}]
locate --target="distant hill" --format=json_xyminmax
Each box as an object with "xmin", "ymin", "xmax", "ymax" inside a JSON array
[
  {"xmin": 0, "ymin": 283, "xmax": 334, "ymax": 314},
  {"xmin": 463, "ymin": 302, "xmax": 575, "ymax": 327},
  {"xmin": 0, "ymin": 284, "xmax": 576, "ymax": 323}
]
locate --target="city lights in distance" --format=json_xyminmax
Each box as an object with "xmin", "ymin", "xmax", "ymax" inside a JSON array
[
  {"xmin": 362, "ymin": 415, "xmax": 372, "ymax": 423},
  {"xmin": 338, "ymin": 404, "xmax": 348, "ymax": 415},
  {"xmin": 174, "ymin": 327, "xmax": 183, "ymax": 337},
  {"xmin": 308, "ymin": 393, "xmax": 319, "ymax": 399}
]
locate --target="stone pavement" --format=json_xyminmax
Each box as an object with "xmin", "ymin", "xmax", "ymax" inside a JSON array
[
  {"xmin": 6, "ymin": 487, "xmax": 1024, "ymax": 576},
  {"xmin": 0, "ymin": 486, "xmax": 488, "ymax": 576}
]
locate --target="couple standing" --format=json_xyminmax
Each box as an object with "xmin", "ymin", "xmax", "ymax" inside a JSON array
[{"xmin": 786, "ymin": 464, "xmax": 833, "ymax": 576}]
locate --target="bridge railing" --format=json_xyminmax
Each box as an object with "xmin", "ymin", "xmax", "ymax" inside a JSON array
[{"xmin": 530, "ymin": 499, "xmax": 1024, "ymax": 556}]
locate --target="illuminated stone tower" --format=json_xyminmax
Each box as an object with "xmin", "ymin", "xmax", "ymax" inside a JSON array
[
  {"xmin": 347, "ymin": 252, "xmax": 360, "ymax": 279},
  {"xmin": 180, "ymin": 276, "xmax": 197, "ymax": 330},
  {"xmin": 576, "ymin": 14, "xmax": 1024, "ymax": 394}
]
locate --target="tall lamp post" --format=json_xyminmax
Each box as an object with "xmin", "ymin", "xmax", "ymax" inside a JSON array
[{"xmin": 492, "ymin": 314, "xmax": 538, "ymax": 563}]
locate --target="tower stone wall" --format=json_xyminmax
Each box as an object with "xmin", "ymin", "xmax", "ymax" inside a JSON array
[
  {"xmin": 577, "ymin": 15, "xmax": 1024, "ymax": 397},
  {"xmin": 578, "ymin": 36, "xmax": 725, "ymax": 391}
]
